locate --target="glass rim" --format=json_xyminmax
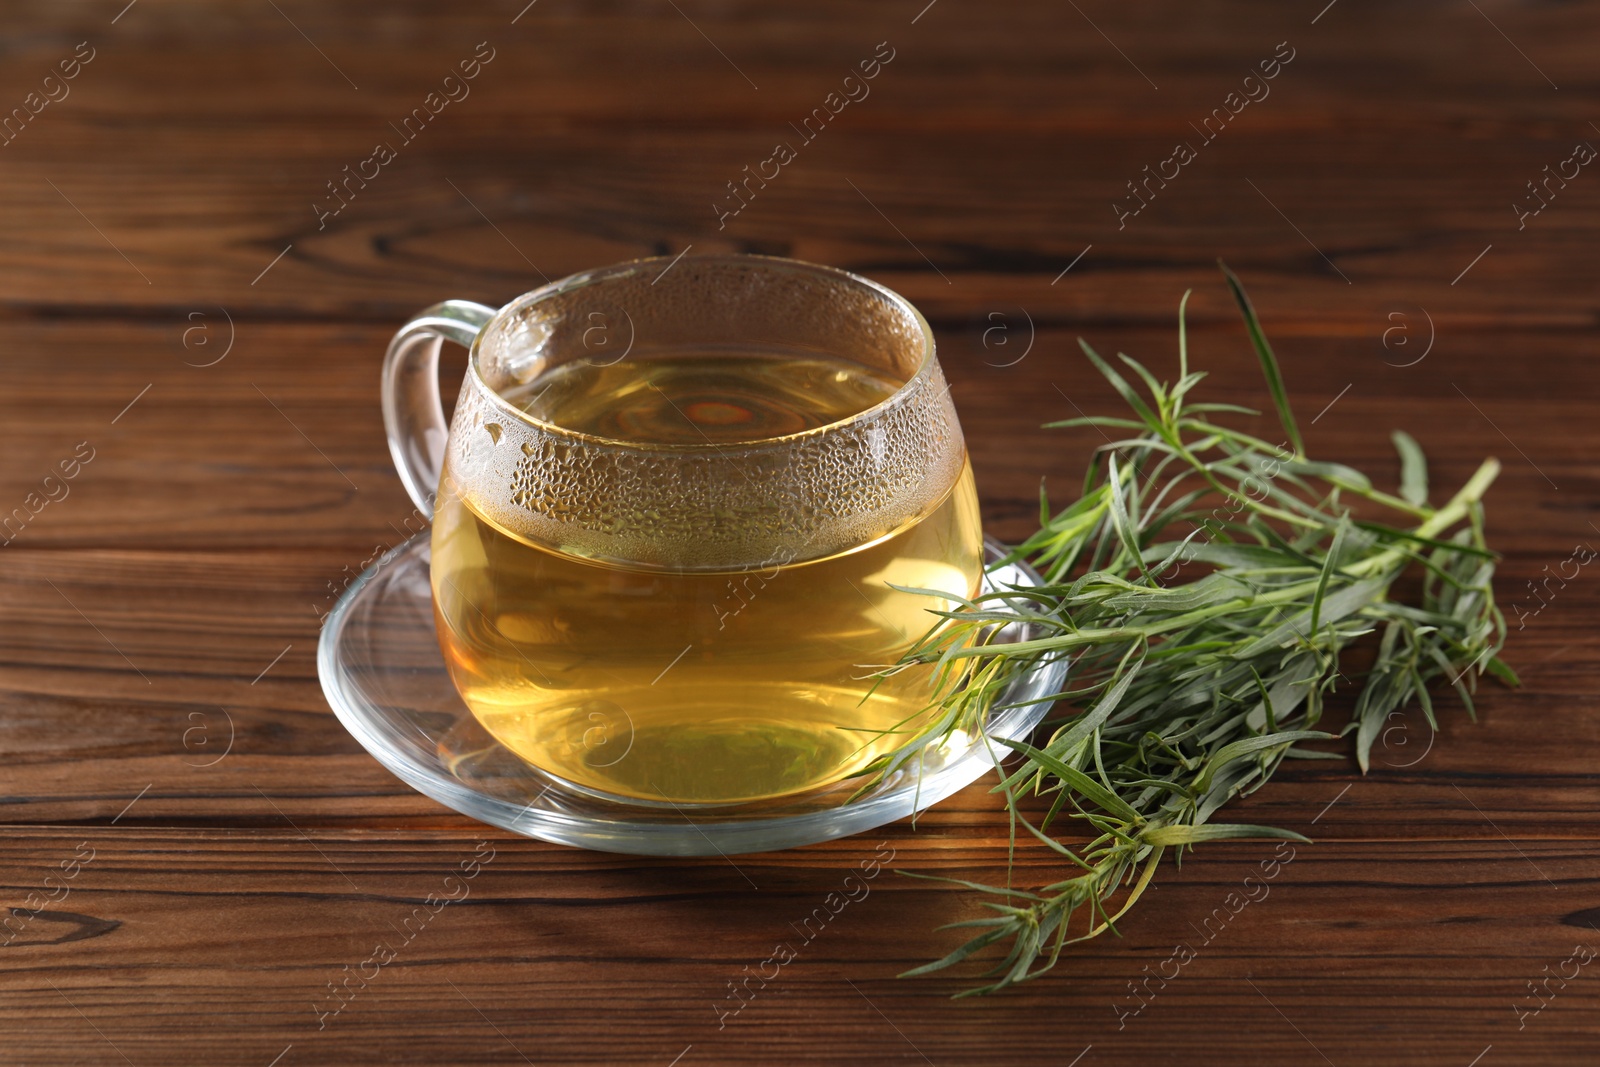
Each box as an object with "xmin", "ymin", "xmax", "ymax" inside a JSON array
[{"xmin": 466, "ymin": 252, "xmax": 938, "ymax": 454}]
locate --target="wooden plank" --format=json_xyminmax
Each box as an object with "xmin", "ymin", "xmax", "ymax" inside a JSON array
[
  {"xmin": 0, "ymin": 321, "xmax": 1591, "ymax": 551},
  {"xmin": 2, "ymin": 834, "xmax": 1596, "ymax": 1065}
]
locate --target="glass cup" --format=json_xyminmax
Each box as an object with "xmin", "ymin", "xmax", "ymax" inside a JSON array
[{"xmin": 381, "ymin": 254, "xmax": 981, "ymax": 807}]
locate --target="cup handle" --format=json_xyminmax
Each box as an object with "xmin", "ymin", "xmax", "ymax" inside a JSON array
[{"xmin": 380, "ymin": 300, "xmax": 496, "ymax": 519}]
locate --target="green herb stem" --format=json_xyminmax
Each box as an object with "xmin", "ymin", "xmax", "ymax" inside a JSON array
[{"xmin": 882, "ymin": 268, "xmax": 1515, "ymax": 995}]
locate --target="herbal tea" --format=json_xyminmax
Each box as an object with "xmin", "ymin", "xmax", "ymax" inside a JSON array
[{"xmin": 431, "ymin": 352, "xmax": 982, "ymax": 804}]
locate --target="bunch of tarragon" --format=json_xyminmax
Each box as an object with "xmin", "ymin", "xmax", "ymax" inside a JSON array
[{"xmin": 881, "ymin": 265, "xmax": 1516, "ymax": 994}]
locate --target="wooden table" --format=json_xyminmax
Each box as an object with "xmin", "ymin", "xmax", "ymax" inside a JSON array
[{"xmin": 3, "ymin": 2, "xmax": 1595, "ymax": 1064}]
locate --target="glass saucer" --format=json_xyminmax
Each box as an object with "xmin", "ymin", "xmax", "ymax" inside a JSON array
[{"xmin": 317, "ymin": 534, "xmax": 1068, "ymax": 856}]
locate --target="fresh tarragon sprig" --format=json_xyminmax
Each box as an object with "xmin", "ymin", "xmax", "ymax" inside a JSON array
[{"xmin": 884, "ymin": 264, "xmax": 1517, "ymax": 995}]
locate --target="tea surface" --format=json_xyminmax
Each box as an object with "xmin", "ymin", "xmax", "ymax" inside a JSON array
[{"xmin": 432, "ymin": 352, "xmax": 982, "ymax": 803}]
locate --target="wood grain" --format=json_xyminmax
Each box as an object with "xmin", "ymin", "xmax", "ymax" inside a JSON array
[{"xmin": 2, "ymin": 1, "xmax": 1598, "ymax": 1064}]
